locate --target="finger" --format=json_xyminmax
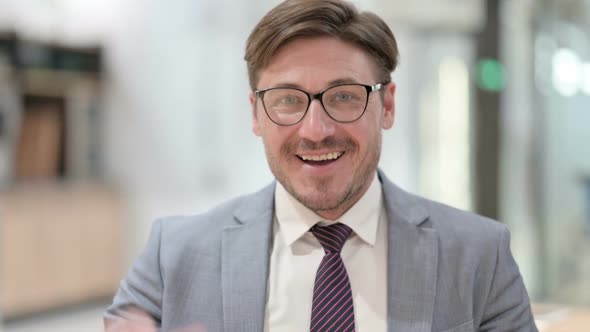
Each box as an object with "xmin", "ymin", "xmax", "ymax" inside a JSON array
[{"xmin": 106, "ymin": 319, "xmax": 157, "ymax": 332}]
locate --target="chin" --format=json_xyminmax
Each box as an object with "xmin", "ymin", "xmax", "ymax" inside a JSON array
[
  {"xmin": 294, "ymin": 187, "xmax": 347, "ymax": 210},
  {"xmin": 300, "ymin": 198, "xmax": 341, "ymax": 213}
]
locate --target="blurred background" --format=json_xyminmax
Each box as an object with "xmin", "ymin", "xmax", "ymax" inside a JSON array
[{"xmin": 0, "ymin": 0, "xmax": 589, "ymax": 330}]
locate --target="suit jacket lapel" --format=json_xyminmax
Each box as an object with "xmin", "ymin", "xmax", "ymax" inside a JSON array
[
  {"xmin": 222, "ymin": 184, "xmax": 275, "ymax": 332},
  {"xmin": 379, "ymin": 171, "xmax": 439, "ymax": 332}
]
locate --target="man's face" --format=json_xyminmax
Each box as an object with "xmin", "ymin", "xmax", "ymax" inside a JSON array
[{"xmin": 250, "ymin": 37, "xmax": 396, "ymax": 220}]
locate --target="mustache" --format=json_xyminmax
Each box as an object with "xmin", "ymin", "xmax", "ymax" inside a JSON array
[{"xmin": 283, "ymin": 136, "xmax": 356, "ymax": 154}]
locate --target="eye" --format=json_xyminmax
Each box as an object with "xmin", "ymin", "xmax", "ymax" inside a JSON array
[
  {"xmin": 330, "ymin": 91, "xmax": 362, "ymax": 103},
  {"xmin": 280, "ymin": 95, "xmax": 301, "ymax": 105},
  {"xmin": 334, "ymin": 93, "xmax": 354, "ymax": 102}
]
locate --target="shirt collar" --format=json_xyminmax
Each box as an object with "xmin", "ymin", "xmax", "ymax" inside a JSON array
[{"xmin": 274, "ymin": 173, "xmax": 382, "ymax": 246}]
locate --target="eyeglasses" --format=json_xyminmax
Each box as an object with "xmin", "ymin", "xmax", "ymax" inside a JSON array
[{"xmin": 254, "ymin": 82, "xmax": 386, "ymax": 126}]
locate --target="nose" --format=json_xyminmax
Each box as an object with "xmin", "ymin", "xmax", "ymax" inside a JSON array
[{"xmin": 298, "ymin": 99, "xmax": 336, "ymax": 142}]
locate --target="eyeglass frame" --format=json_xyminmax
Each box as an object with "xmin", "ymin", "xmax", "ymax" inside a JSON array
[{"xmin": 254, "ymin": 82, "xmax": 388, "ymax": 126}]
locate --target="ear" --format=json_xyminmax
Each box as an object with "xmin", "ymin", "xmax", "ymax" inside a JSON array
[
  {"xmin": 381, "ymin": 82, "xmax": 396, "ymax": 130},
  {"xmin": 250, "ymin": 92, "xmax": 262, "ymax": 136}
]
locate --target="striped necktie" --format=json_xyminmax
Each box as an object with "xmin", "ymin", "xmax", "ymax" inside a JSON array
[{"xmin": 309, "ymin": 223, "xmax": 355, "ymax": 332}]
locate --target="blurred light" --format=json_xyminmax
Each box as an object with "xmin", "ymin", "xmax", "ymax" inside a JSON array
[
  {"xmin": 552, "ymin": 48, "xmax": 581, "ymax": 97},
  {"xmin": 476, "ymin": 58, "xmax": 505, "ymax": 92},
  {"xmin": 438, "ymin": 57, "xmax": 472, "ymax": 211},
  {"xmin": 581, "ymin": 63, "xmax": 590, "ymax": 96}
]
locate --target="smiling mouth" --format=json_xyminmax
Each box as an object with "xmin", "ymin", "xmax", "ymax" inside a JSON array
[{"xmin": 297, "ymin": 151, "xmax": 344, "ymax": 166}]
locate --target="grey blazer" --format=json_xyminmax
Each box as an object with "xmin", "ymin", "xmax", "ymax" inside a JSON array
[{"xmin": 105, "ymin": 171, "xmax": 538, "ymax": 332}]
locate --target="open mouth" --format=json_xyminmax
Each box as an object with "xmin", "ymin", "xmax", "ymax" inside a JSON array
[{"xmin": 297, "ymin": 151, "xmax": 344, "ymax": 166}]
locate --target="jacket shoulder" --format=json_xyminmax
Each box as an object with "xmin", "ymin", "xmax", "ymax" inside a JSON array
[
  {"xmin": 155, "ymin": 183, "xmax": 274, "ymax": 256},
  {"xmin": 412, "ymin": 195, "xmax": 509, "ymax": 275},
  {"xmin": 418, "ymin": 196, "xmax": 507, "ymax": 241}
]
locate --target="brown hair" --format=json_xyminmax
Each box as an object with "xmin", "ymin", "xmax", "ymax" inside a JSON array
[{"xmin": 244, "ymin": 0, "xmax": 399, "ymax": 90}]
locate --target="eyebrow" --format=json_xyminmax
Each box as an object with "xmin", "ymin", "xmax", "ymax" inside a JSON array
[{"xmin": 270, "ymin": 77, "xmax": 361, "ymax": 90}]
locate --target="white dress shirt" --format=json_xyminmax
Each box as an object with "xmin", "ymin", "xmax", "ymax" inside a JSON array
[{"xmin": 264, "ymin": 173, "xmax": 388, "ymax": 332}]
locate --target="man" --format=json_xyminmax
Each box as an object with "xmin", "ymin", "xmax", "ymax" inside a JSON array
[{"xmin": 105, "ymin": 0, "xmax": 538, "ymax": 331}]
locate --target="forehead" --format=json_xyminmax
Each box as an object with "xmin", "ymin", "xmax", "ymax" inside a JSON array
[{"xmin": 257, "ymin": 37, "xmax": 379, "ymax": 90}]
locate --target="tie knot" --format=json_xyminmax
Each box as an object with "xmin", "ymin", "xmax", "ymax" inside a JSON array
[{"xmin": 310, "ymin": 222, "xmax": 352, "ymax": 253}]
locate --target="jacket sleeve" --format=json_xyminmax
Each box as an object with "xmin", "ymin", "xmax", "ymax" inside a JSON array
[
  {"xmin": 104, "ymin": 219, "xmax": 164, "ymax": 327},
  {"xmin": 479, "ymin": 226, "xmax": 538, "ymax": 331}
]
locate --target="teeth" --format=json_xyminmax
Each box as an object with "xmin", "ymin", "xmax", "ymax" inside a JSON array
[{"xmin": 300, "ymin": 152, "xmax": 342, "ymax": 161}]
